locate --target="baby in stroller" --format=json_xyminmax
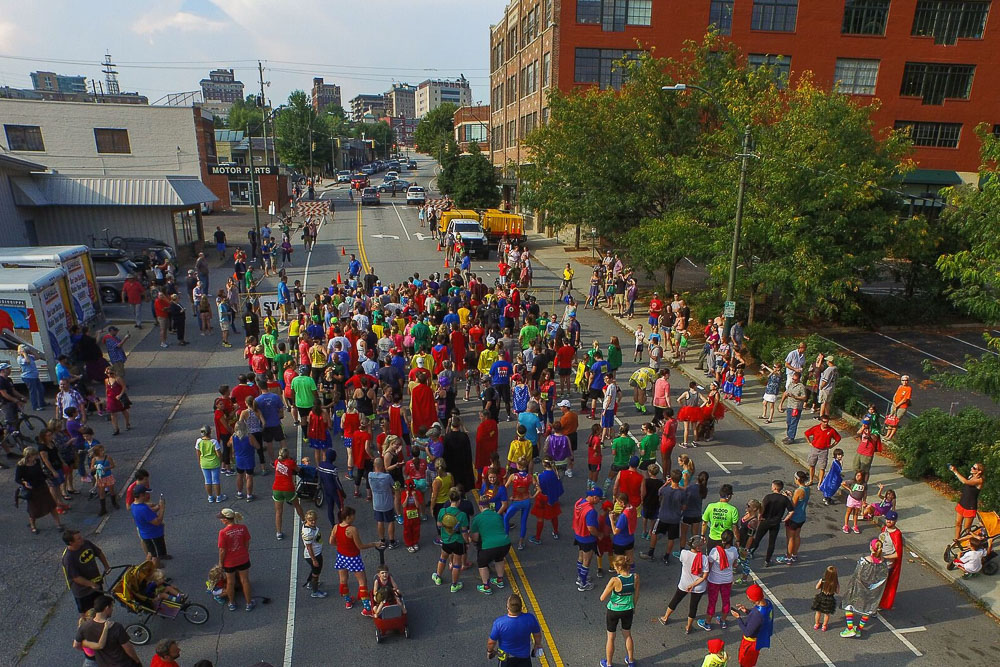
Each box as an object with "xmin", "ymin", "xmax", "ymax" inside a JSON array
[
  {"xmin": 950, "ymin": 536, "xmax": 988, "ymax": 576},
  {"xmin": 372, "ymin": 564, "xmax": 406, "ymax": 618},
  {"xmin": 296, "ymin": 458, "xmax": 319, "ymax": 498},
  {"xmin": 141, "ymin": 568, "xmax": 185, "ymax": 607}
]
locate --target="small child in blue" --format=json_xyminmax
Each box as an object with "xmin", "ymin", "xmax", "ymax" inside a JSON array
[
  {"xmin": 512, "ymin": 374, "xmax": 530, "ymax": 414},
  {"xmin": 732, "ymin": 369, "xmax": 745, "ymax": 405},
  {"xmin": 819, "ymin": 448, "xmax": 845, "ymax": 505}
]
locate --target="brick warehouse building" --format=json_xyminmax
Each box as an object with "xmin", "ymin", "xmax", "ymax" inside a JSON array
[{"xmin": 490, "ymin": 0, "xmax": 1000, "ymax": 209}]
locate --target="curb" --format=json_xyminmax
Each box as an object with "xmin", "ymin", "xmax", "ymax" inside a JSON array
[{"xmin": 527, "ymin": 236, "xmax": 999, "ymax": 618}]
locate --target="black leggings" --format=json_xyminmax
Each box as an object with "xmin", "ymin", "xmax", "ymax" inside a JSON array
[
  {"xmin": 667, "ymin": 588, "xmax": 704, "ymax": 619},
  {"xmin": 304, "ymin": 553, "xmax": 323, "ymax": 584},
  {"xmin": 750, "ymin": 521, "xmax": 781, "ymax": 562},
  {"xmin": 495, "ymin": 384, "xmax": 512, "ymax": 414}
]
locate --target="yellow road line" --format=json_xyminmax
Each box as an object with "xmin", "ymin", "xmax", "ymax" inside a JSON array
[
  {"xmin": 471, "ymin": 491, "xmax": 563, "ymax": 666},
  {"xmin": 356, "ymin": 202, "xmax": 371, "ymax": 274}
]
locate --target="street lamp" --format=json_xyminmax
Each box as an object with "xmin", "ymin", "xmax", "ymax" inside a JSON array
[{"xmin": 662, "ymin": 83, "xmax": 752, "ymax": 340}]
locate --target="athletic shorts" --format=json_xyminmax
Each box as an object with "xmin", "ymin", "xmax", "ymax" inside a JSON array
[
  {"xmin": 588, "ymin": 388, "xmax": 604, "ymax": 401},
  {"xmin": 648, "ymin": 315, "xmax": 658, "ymax": 326},
  {"xmin": 654, "ymin": 520, "xmax": 680, "ymax": 539},
  {"xmin": 262, "ymin": 425, "xmax": 285, "ymax": 443},
  {"xmin": 374, "ymin": 509, "xmax": 396, "ymax": 523},
  {"xmin": 142, "ymin": 536, "xmax": 167, "ymax": 559},
  {"xmin": 223, "ymin": 560, "xmax": 251, "ymax": 574},
  {"xmin": 956, "ymin": 503, "xmax": 977, "ymax": 519},
  {"xmin": 202, "ymin": 467, "xmax": 221, "ymax": 485},
  {"xmin": 817, "ymin": 389, "xmax": 832, "ymax": 404},
  {"xmin": 236, "ymin": 466, "xmax": 256, "ymax": 476},
  {"xmin": 606, "ymin": 607, "xmax": 634, "ymax": 632},
  {"xmin": 806, "ymin": 448, "xmax": 829, "ymax": 470},
  {"xmin": 74, "ymin": 590, "xmax": 103, "ymax": 614},
  {"xmin": 441, "ymin": 541, "xmax": 466, "ymax": 556},
  {"xmin": 477, "ymin": 543, "xmax": 511, "ymax": 568},
  {"xmin": 558, "ymin": 367, "xmax": 571, "ymax": 377},
  {"xmin": 785, "ymin": 518, "xmax": 805, "ymax": 530},
  {"xmin": 588, "ymin": 464, "xmax": 600, "ymax": 472},
  {"xmin": 574, "ymin": 539, "xmax": 597, "ymax": 553},
  {"xmin": 682, "ymin": 516, "xmax": 701, "ymax": 525},
  {"xmin": 601, "ymin": 410, "xmax": 616, "ymax": 428},
  {"xmin": 612, "ymin": 541, "xmax": 634, "ymax": 555},
  {"xmin": 272, "ymin": 490, "xmax": 298, "ymax": 503}
]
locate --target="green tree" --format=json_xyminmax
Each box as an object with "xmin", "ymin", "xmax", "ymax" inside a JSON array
[
  {"xmin": 413, "ymin": 102, "xmax": 458, "ymax": 158},
  {"xmin": 352, "ymin": 120, "xmax": 394, "ymax": 159},
  {"xmin": 930, "ymin": 126, "xmax": 1000, "ymax": 402},
  {"xmin": 435, "ymin": 136, "xmax": 461, "ymax": 195},
  {"xmin": 274, "ymin": 91, "xmax": 316, "ymax": 169},
  {"xmin": 225, "ymin": 94, "xmax": 267, "ymax": 135},
  {"xmin": 447, "ymin": 141, "xmax": 500, "ymax": 209}
]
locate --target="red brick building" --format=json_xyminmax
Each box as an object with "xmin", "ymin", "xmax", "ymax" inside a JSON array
[
  {"xmin": 490, "ymin": 0, "xmax": 1000, "ymax": 205},
  {"xmin": 454, "ymin": 105, "xmax": 491, "ymax": 152}
]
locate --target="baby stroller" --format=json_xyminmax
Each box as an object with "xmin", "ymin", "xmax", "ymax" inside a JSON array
[
  {"xmin": 109, "ymin": 561, "xmax": 209, "ymax": 645},
  {"xmin": 944, "ymin": 510, "xmax": 1000, "ymax": 576},
  {"xmin": 372, "ymin": 546, "xmax": 410, "ymax": 643},
  {"xmin": 296, "ymin": 462, "xmax": 324, "ymax": 507}
]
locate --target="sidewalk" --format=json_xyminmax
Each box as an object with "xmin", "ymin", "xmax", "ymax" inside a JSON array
[{"xmin": 525, "ymin": 231, "xmax": 1000, "ymax": 617}]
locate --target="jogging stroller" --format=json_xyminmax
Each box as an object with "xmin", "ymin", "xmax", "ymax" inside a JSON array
[
  {"xmin": 109, "ymin": 562, "xmax": 209, "ymax": 645},
  {"xmin": 372, "ymin": 545, "xmax": 410, "ymax": 643},
  {"xmin": 296, "ymin": 462, "xmax": 324, "ymax": 507},
  {"xmin": 944, "ymin": 510, "xmax": 1000, "ymax": 576}
]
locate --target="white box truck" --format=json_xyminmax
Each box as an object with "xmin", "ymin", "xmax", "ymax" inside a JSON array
[
  {"xmin": 0, "ymin": 245, "xmax": 104, "ymax": 330},
  {"xmin": 0, "ymin": 267, "xmax": 77, "ymax": 383}
]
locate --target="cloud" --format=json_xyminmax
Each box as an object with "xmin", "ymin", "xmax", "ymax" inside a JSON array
[
  {"xmin": 0, "ymin": 19, "xmax": 17, "ymax": 47},
  {"xmin": 132, "ymin": 10, "xmax": 228, "ymax": 35}
]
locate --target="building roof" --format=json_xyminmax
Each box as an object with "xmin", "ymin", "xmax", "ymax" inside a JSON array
[
  {"xmin": 10, "ymin": 175, "xmax": 217, "ymax": 207},
  {"xmin": 0, "ymin": 154, "xmax": 46, "ymax": 172},
  {"xmin": 215, "ymin": 129, "xmax": 245, "ymax": 143}
]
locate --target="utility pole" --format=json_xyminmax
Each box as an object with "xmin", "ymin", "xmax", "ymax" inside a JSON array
[
  {"xmin": 247, "ymin": 123, "xmax": 261, "ymax": 246},
  {"xmin": 724, "ymin": 125, "xmax": 752, "ymax": 340},
  {"xmin": 257, "ymin": 61, "xmax": 269, "ymax": 166}
]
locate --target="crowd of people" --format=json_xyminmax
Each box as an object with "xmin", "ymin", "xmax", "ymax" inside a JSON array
[{"xmin": 12, "ymin": 202, "xmax": 983, "ymax": 667}]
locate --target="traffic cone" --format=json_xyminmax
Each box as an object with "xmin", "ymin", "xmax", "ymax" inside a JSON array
[
  {"xmin": 444, "ymin": 257, "xmax": 449, "ymax": 268},
  {"xmin": 341, "ymin": 246, "xmax": 346, "ymax": 256},
  {"xmin": 437, "ymin": 241, "xmax": 442, "ymax": 251},
  {"xmin": 337, "ymin": 271, "xmax": 342, "ymax": 284}
]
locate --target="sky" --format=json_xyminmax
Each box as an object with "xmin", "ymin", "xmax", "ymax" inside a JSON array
[{"xmin": 0, "ymin": 0, "xmax": 510, "ymax": 106}]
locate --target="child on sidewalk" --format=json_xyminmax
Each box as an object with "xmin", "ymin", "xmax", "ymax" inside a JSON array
[
  {"xmin": 841, "ymin": 471, "xmax": 867, "ymax": 534},
  {"xmin": 811, "ymin": 565, "xmax": 839, "ymax": 631},
  {"xmin": 819, "ymin": 448, "xmax": 845, "ymax": 506},
  {"xmin": 632, "ymin": 325, "xmax": 645, "ymax": 363},
  {"xmin": 861, "ymin": 484, "xmax": 897, "ymax": 523},
  {"xmin": 88, "ymin": 444, "xmax": 118, "ymax": 515}
]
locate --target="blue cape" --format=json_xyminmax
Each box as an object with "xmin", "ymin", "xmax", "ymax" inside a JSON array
[
  {"xmin": 755, "ymin": 600, "xmax": 774, "ymax": 650},
  {"xmin": 537, "ymin": 469, "xmax": 564, "ymax": 505}
]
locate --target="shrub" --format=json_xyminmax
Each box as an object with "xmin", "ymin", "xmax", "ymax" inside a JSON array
[{"xmin": 891, "ymin": 407, "xmax": 1000, "ymax": 510}]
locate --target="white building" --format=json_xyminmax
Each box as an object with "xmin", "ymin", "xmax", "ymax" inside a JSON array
[
  {"xmin": 415, "ymin": 77, "xmax": 472, "ymax": 118},
  {"xmin": 0, "ymin": 98, "xmax": 216, "ymax": 250}
]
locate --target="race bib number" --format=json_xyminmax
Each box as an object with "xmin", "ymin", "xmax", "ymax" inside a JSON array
[{"xmin": 406, "ymin": 509, "xmax": 420, "ymax": 520}]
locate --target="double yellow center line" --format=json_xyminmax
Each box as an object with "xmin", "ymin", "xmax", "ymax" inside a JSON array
[{"xmin": 355, "ymin": 202, "xmax": 372, "ymax": 275}]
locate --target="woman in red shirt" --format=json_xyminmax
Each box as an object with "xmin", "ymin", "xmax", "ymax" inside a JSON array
[
  {"xmin": 332, "ymin": 506, "xmax": 382, "ymax": 615},
  {"xmin": 660, "ymin": 408, "xmax": 678, "ymax": 475},
  {"xmin": 272, "ymin": 448, "xmax": 304, "ymax": 541},
  {"xmin": 217, "ymin": 508, "xmax": 254, "ymax": 611}
]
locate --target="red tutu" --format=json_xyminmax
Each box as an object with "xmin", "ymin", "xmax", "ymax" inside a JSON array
[
  {"xmin": 677, "ymin": 406, "xmax": 702, "ymax": 422},
  {"xmin": 530, "ymin": 492, "xmax": 561, "ymax": 520}
]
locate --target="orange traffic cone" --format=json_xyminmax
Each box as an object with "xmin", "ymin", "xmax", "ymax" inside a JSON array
[
  {"xmin": 436, "ymin": 241, "xmax": 442, "ymax": 251},
  {"xmin": 444, "ymin": 257, "xmax": 450, "ymax": 268},
  {"xmin": 336, "ymin": 271, "xmax": 342, "ymax": 284},
  {"xmin": 341, "ymin": 246, "xmax": 346, "ymax": 256}
]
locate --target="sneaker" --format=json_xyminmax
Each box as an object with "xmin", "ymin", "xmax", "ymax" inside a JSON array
[
  {"xmin": 852, "ymin": 526, "xmax": 861, "ymax": 534},
  {"xmin": 208, "ymin": 496, "xmax": 215, "ymax": 503},
  {"xmin": 216, "ymin": 494, "xmax": 228, "ymax": 502},
  {"xmin": 840, "ymin": 628, "xmax": 856, "ymax": 638},
  {"xmin": 396, "ymin": 515, "xmax": 404, "ymax": 525},
  {"xmin": 672, "ymin": 551, "xmax": 680, "ymax": 558},
  {"xmin": 433, "ymin": 538, "xmax": 442, "ymax": 546},
  {"xmin": 781, "ymin": 437, "xmax": 793, "ymax": 444},
  {"xmin": 718, "ymin": 617, "xmax": 728, "ymax": 630},
  {"xmin": 276, "ymin": 532, "xmax": 285, "ymax": 540},
  {"xmin": 450, "ymin": 582, "xmax": 463, "ymax": 593},
  {"xmin": 246, "ymin": 494, "xmax": 255, "ymax": 502},
  {"xmin": 477, "ymin": 584, "xmax": 493, "ymax": 595},
  {"xmin": 662, "ymin": 554, "xmax": 670, "ymax": 565},
  {"xmin": 551, "ymin": 532, "xmax": 560, "ymax": 540},
  {"xmin": 697, "ymin": 618, "xmax": 712, "ymax": 631},
  {"xmin": 407, "ymin": 546, "xmax": 416, "ymax": 553},
  {"xmin": 411, "ymin": 544, "xmax": 420, "ymax": 552},
  {"xmin": 227, "ymin": 602, "xmax": 237, "ymax": 611},
  {"xmin": 642, "ymin": 532, "xmax": 650, "ymax": 540},
  {"xmin": 387, "ymin": 540, "xmax": 399, "ymax": 550},
  {"xmin": 431, "ymin": 573, "xmax": 442, "ymax": 586},
  {"xmin": 361, "ymin": 607, "xmax": 374, "ymax": 618},
  {"xmin": 596, "ymin": 568, "xmax": 605, "ymax": 578},
  {"xmin": 775, "ymin": 556, "xmax": 790, "ymax": 564},
  {"xmin": 310, "ymin": 590, "xmax": 328, "ymax": 599},
  {"xmin": 601, "ymin": 660, "xmax": 611, "ymax": 667},
  {"xmin": 565, "ymin": 469, "xmax": 574, "ymax": 478},
  {"xmin": 842, "ymin": 525, "xmax": 850, "ymax": 534},
  {"xmin": 638, "ymin": 552, "xmax": 652, "ymax": 560},
  {"xmin": 343, "ymin": 596, "xmax": 355, "ymax": 609},
  {"xmin": 236, "ymin": 491, "xmax": 244, "ymax": 499},
  {"xmin": 577, "ymin": 581, "xmax": 595, "ymax": 592},
  {"xmin": 160, "ymin": 343, "xmax": 169, "ymax": 349},
  {"xmin": 490, "ymin": 577, "xmax": 505, "ymax": 589},
  {"xmin": 517, "ymin": 542, "xmax": 525, "ymax": 551},
  {"xmin": 222, "ymin": 342, "xmax": 233, "ymax": 348},
  {"xmin": 528, "ymin": 536, "xmax": 542, "ymax": 545}
]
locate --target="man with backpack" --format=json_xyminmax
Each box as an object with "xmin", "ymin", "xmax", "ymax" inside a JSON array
[{"xmin": 573, "ymin": 489, "xmax": 603, "ymax": 592}]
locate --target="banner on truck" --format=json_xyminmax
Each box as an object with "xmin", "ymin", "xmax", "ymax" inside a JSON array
[
  {"xmin": 64, "ymin": 255, "xmax": 98, "ymax": 324},
  {"xmin": 40, "ymin": 280, "xmax": 72, "ymax": 359}
]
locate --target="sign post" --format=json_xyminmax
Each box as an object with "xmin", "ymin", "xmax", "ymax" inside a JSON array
[{"xmin": 723, "ymin": 300, "xmax": 736, "ymax": 319}]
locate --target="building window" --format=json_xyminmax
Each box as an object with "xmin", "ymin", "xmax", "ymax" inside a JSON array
[
  {"xmin": 833, "ymin": 58, "xmax": 880, "ymax": 94},
  {"xmin": 751, "ymin": 0, "xmax": 798, "ymax": 32},
  {"xmin": 94, "ymin": 128, "xmax": 131, "ymax": 154},
  {"xmin": 627, "ymin": 0, "xmax": 653, "ymax": 25},
  {"xmin": 520, "ymin": 61, "xmax": 539, "ymax": 98},
  {"xmin": 993, "ymin": 123, "xmax": 1000, "ymax": 138},
  {"xmin": 4, "ymin": 124, "xmax": 45, "ymax": 151},
  {"xmin": 894, "ymin": 120, "xmax": 962, "ymax": 147},
  {"xmin": 541, "ymin": 107, "xmax": 551, "ymax": 125},
  {"xmin": 507, "ymin": 76, "xmax": 517, "ymax": 105},
  {"xmin": 507, "ymin": 27, "xmax": 518, "ymax": 57},
  {"xmin": 747, "ymin": 54, "xmax": 792, "ymax": 85},
  {"xmin": 578, "ymin": 0, "xmax": 602, "ymax": 23},
  {"xmin": 842, "ymin": 0, "xmax": 891, "ymax": 35},
  {"xmin": 544, "ymin": 0, "xmax": 553, "ymax": 24},
  {"xmin": 900, "ymin": 62, "xmax": 975, "ymax": 104},
  {"xmin": 912, "ymin": 1, "xmax": 990, "ymax": 44},
  {"xmin": 507, "ymin": 120, "xmax": 517, "ymax": 147},
  {"xmin": 710, "ymin": 0, "xmax": 735, "ymax": 34},
  {"xmin": 574, "ymin": 48, "xmax": 642, "ymax": 90},
  {"xmin": 542, "ymin": 52, "xmax": 551, "ymax": 88}
]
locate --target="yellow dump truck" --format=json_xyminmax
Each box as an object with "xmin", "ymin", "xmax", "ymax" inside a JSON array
[
  {"xmin": 480, "ymin": 209, "xmax": 525, "ymax": 244},
  {"xmin": 437, "ymin": 209, "xmax": 480, "ymax": 235}
]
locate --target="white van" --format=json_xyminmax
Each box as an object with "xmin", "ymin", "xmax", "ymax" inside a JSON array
[
  {"xmin": 0, "ymin": 246, "xmax": 104, "ymax": 330},
  {"xmin": 0, "ymin": 267, "xmax": 77, "ymax": 382}
]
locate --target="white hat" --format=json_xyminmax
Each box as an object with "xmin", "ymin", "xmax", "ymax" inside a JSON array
[
  {"xmin": 557, "ymin": 399, "xmax": 571, "ymax": 408},
  {"xmin": 900, "ymin": 374, "xmax": 910, "ymax": 381}
]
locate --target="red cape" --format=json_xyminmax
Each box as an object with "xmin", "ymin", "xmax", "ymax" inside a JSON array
[
  {"xmin": 475, "ymin": 419, "xmax": 499, "ymax": 471},
  {"xmin": 880, "ymin": 527, "xmax": 904, "ymax": 610},
  {"xmin": 410, "ymin": 382, "xmax": 436, "ymax": 434}
]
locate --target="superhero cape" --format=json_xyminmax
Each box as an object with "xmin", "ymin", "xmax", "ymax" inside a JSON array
[
  {"xmin": 880, "ymin": 527, "xmax": 904, "ymax": 610},
  {"xmin": 755, "ymin": 600, "xmax": 774, "ymax": 650}
]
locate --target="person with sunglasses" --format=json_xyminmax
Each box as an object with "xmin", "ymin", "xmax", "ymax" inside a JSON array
[{"xmin": 949, "ymin": 462, "xmax": 984, "ymax": 540}]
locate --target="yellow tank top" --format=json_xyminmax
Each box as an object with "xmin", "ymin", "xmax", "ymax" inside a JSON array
[
  {"xmin": 435, "ymin": 473, "xmax": 454, "ymax": 504},
  {"xmin": 310, "ymin": 347, "xmax": 327, "ymax": 367}
]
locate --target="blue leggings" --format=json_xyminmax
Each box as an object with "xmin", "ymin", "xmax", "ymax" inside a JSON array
[{"xmin": 505, "ymin": 499, "xmax": 532, "ymax": 539}]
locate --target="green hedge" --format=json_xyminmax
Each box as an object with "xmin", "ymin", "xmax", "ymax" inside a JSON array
[{"xmin": 891, "ymin": 407, "xmax": 1000, "ymax": 511}]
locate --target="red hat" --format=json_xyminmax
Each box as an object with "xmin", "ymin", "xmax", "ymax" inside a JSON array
[
  {"xmin": 707, "ymin": 639, "xmax": 725, "ymax": 654},
  {"xmin": 746, "ymin": 584, "xmax": 765, "ymax": 602}
]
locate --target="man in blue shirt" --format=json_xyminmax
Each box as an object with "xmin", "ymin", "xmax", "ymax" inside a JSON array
[
  {"xmin": 517, "ymin": 402, "xmax": 543, "ymax": 462},
  {"xmin": 573, "ymin": 489, "xmax": 602, "ymax": 592},
  {"xmin": 490, "ymin": 351, "xmax": 513, "ymax": 420},
  {"xmin": 442, "ymin": 307, "xmax": 461, "ymax": 329},
  {"xmin": 277, "ymin": 278, "xmax": 291, "ymax": 324},
  {"xmin": 487, "ymin": 594, "xmax": 542, "ymax": 666},
  {"xmin": 129, "ymin": 485, "xmax": 167, "ymax": 568},
  {"xmin": 305, "ymin": 315, "xmax": 325, "ymax": 341},
  {"xmin": 253, "ymin": 378, "xmax": 286, "ymax": 461},
  {"xmin": 586, "ymin": 351, "xmax": 609, "ymax": 419},
  {"xmin": 348, "ymin": 254, "xmax": 362, "ymax": 279}
]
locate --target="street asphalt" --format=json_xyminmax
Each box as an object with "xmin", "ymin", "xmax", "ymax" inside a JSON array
[{"xmin": 10, "ymin": 161, "xmax": 999, "ymax": 666}]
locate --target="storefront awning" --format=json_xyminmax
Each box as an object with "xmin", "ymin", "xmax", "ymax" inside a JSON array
[
  {"xmin": 901, "ymin": 169, "xmax": 962, "ymax": 186},
  {"xmin": 11, "ymin": 175, "xmax": 218, "ymax": 208}
]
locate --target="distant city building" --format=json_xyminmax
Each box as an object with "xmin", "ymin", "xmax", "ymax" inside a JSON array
[
  {"xmin": 311, "ymin": 77, "xmax": 342, "ymax": 112},
  {"xmin": 200, "ymin": 68, "xmax": 244, "ymax": 119},
  {"xmin": 0, "ymin": 85, "xmax": 148, "ymax": 105},
  {"xmin": 384, "ymin": 83, "xmax": 416, "ymax": 119},
  {"xmin": 350, "ymin": 94, "xmax": 388, "ymax": 121},
  {"xmin": 382, "ymin": 116, "xmax": 419, "ymax": 147},
  {"xmin": 453, "ymin": 105, "xmax": 490, "ymax": 153},
  {"xmin": 30, "ymin": 71, "xmax": 87, "ymax": 94},
  {"xmin": 415, "ymin": 77, "xmax": 472, "ymax": 117}
]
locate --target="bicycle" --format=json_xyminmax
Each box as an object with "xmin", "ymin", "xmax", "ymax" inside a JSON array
[{"xmin": 2, "ymin": 404, "xmax": 47, "ymax": 453}]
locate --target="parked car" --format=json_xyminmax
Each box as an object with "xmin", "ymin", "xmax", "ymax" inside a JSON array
[
  {"xmin": 361, "ymin": 187, "xmax": 380, "ymax": 205},
  {"xmin": 407, "ymin": 160, "xmax": 417, "ymax": 170},
  {"xmin": 376, "ymin": 180, "xmax": 411, "ymax": 194},
  {"xmin": 406, "ymin": 185, "xmax": 426, "ymax": 205},
  {"xmin": 90, "ymin": 248, "xmax": 144, "ymax": 303},
  {"xmin": 384, "ymin": 171, "xmax": 399, "ymax": 182},
  {"xmin": 351, "ymin": 174, "xmax": 370, "ymax": 190},
  {"xmin": 447, "ymin": 220, "xmax": 490, "ymax": 259},
  {"xmin": 337, "ymin": 170, "xmax": 351, "ymax": 183},
  {"xmin": 361, "ymin": 165, "xmax": 375, "ymax": 175}
]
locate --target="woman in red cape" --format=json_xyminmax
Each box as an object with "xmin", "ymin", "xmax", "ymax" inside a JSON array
[
  {"xmin": 879, "ymin": 512, "xmax": 904, "ymax": 610},
  {"xmin": 410, "ymin": 372, "xmax": 437, "ymax": 435}
]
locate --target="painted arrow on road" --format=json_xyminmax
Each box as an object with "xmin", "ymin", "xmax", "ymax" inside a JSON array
[
  {"xmin": 371, "ymin": 234, "xmax": 400, "ymax": 240},
  {"xmin": 414, "ymin": 232, "xmax": 429, "ymax": 241}
]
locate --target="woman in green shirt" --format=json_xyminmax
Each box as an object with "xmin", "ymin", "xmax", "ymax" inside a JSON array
[
  {"xmin": 196, "ymin": 425, "xmax": 226, "ymax": 503},
  {"xmin": 600, "ymin": 555, "xmax": 639, "ymax": 667},
  {"xmin": 607, "ymin": 336, "xmax": 623, "ymax": 375}
]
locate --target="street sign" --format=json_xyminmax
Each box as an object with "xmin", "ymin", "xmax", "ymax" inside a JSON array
[
  {"xmin": 723, "ymin": 300, "xmax": 736, "ymax": 318},
  {"xmin": 208, "ymin": 165, "xmax": 278, "ymax": 176},
  {"xmin": 268, "ymin": 201, "xmax": 276, "ymax": 216}
]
